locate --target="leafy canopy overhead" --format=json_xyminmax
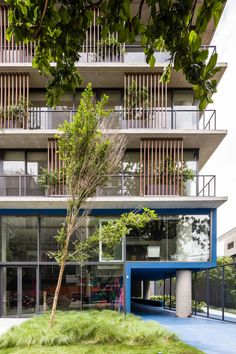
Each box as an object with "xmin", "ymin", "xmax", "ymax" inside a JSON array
[{"xmin": 6, "ymin": 0, "xmax": 225, "ymax": 108}]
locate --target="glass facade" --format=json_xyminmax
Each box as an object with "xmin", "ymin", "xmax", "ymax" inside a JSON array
[
  {"xmin": 0, "ymin": 213, "xmax": 211, "ymax": 264},
  {"xmin": 40, "ymin": 265, "xmax": 123, "ymax": 311},
  {"xmin": 0, "ymin": 213, "xmax": 211, "ymax": 317},
  {"xmin": 126, "ymin": 215, "xmax": 210, "ymax": 262}
]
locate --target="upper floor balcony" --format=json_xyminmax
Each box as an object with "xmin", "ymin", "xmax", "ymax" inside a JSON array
[
  {"xmin": 0, "ymin": 173, "xmax": 216, "ymax": 198},
  {"xmin": 0, "ymin": 108, "xmax": 216, "ymax": 131},
  {"xmin": 0, "ymin": 43, "xmax": 216, "ymax": 66}
]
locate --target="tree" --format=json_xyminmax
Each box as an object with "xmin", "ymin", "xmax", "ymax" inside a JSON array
[
  {"xmin": 48, "ymin": 83, "xmax": 126, "ymax": 327},
  {"xmin": 6, "ymin": 0, "xmax": 225, "ymax": 108}
]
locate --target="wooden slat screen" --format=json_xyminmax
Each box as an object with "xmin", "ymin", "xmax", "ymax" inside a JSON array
[
  {"xmin": 0, "ymin": 73, "xmax": 29, "ymax": 129},
  {"xmin": 140, "ymin": 138, "xmax": 184, "ymax": 196},
  {"xmin": 0, "ymin": 6, "xmax": 35, "ymax": 63},
  {"xmin": 48, "ymin": 138, "xmax": 65, "ymax": 195},
  {"xmin": 82, "ymin": 7, "xmax": 124, "ymax": 63},
  {"xmin": 124, "ymin": 73, "xmax": 168, "ymax": 129}
]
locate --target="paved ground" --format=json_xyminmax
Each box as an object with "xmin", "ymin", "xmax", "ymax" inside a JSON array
[
  {"xmin": 133, "ymin": 303, "xmax": 236, "ymax": 354},
  {"xmin": 0, "ymin": 318, "xmax": 28, "ymax": 336}
]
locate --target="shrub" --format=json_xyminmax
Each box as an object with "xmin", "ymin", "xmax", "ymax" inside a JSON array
[
  {"xmin": 0, "ymin": 310, "xmax": 177, "ymax": 349},
  {"xmin": 150, "ymin": 295, "xmax": 206, "ymax": 312}
]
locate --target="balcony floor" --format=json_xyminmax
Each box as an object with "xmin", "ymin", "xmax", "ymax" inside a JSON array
[{"xmin": 0, "ymin": 195, "xmax": 227, "ymax": 210}]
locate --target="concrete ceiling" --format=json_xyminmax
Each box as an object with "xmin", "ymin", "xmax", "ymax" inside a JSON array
[
  {"xmin": 0, "ymin": 62, "xmax": 227, "ymax": 89},
  {"xmin": 0, "ymin": 129, "xmax": 227, "ymax": 170}
]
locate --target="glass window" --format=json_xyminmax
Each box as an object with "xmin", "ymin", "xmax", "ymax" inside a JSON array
[
  {"xmin": 39, "ymin": 264, "xmax": 123, "ymax": 312},
  {"xmin": 99, "ymin": 91, "xmax": 122, "ymax": 109},
  {"xmin": 99, "ymin": 220, "xmax": 123, "ymax": 262},
  {"xmin": 173, "ymin": 91, "xmax": 199, "ymax": 129},
  {"xmin": 0, "ymin": 216, "xmax": 38, "ymax": 261},
  {"xmin": 40, "ymin": 216, "xmax": 64, "ymax": 261},
  {"xmin": 3, "ymin": 151, "xmax": 25, "ymax": 175},
  {"xmin": 27, "ymin": 152, "xmax": 47, "ymax": 175},
  {"xmin": 126, "ymin": 214, "xmax": 210, "ymax": 262}
]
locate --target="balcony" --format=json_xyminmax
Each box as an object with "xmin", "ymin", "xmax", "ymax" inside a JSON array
[
  {"xmin": 0, "ymin": 174, "xmax": 216, "ymax": 198},
  {"xmin": 0, "ymin": 43, "xmax": 215, "ymax": 65},
  {"xmin": 0, "ymin": 108, "xmax": 216, "ymax": 131}
]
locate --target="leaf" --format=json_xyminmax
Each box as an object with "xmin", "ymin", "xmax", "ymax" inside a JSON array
[
  {"xmin": 206, "ymin": 52, "xmax": 218, "ymax": 72},
  {"xmin": 149, "ymin": 54, "xmax": 156, "ymax": 68}
]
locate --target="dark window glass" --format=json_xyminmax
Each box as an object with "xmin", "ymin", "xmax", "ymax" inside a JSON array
[{"xmin": 0, "ymin": 216, "xmax": 38, "ymax": 261}]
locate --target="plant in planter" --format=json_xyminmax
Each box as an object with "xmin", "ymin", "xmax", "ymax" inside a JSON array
[
  {"xmin": 156, "ymin": 158, "xmax": 194, "ymax": 196},
  {"xmin": 98, "ymin": 35, "xmax": 125, "ymax": 62},
  {"xmin": 0, "ymin": 99, "xmax": 30, "ymax": 128},
  {"xmin": 38, "ymin": 168, "xmax": 64, "ymax": 196},
  {"xmin": 126, "ymin": 81, "xmax": 149, "ymax": 127}
]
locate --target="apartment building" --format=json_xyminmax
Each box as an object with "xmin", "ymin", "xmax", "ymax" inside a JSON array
[{"xmin": 0, "ymin": 2, "xmax": 227, "ymax": 317}]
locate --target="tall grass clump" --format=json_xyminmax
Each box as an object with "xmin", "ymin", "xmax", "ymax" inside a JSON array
[{"xmin": 0, "ymin": 310, "xmax": 177, "ymax": 349}]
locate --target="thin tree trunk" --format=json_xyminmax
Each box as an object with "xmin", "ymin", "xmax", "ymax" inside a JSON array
[
  {"xmin": 49, "ymin": 212, "xmax": 76, "ymax": 328},
  {"xmin": 49, "ymin": 259, "xmax": 66, "ymax": 328}
]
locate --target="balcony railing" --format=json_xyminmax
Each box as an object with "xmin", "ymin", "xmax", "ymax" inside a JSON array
[
  {"xmin": 25, "ymin": 108, "xmax": 216, "ymax": 131},
  {"xmin": 0, "ymin": 43, "xmax": 216, "ymax": 64},
  {"xmin": 0, "ymin": 174, "xmax": 216, "ymax": 197}
]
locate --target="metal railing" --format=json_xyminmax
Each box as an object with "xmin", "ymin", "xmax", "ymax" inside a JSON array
[
  {"xmin": 0, "ymin": 174, "xmax": 216, "ymax": 197},
  {"xmin": 0, "ymin": 44, "xmax": 216, "ymax": 64},
  {"xmin": 24, "ymin": 108, "xmax": 217, "ymax": 131}
]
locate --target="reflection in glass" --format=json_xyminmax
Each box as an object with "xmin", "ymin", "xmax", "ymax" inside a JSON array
[
  {"xmin": 126, "ymin": 215, "xmax": 210, "ymax": 262},
  {"xmin": 0, "ymin": 217, "xmax": 38, "ymax": 261},
  {"xmin": 40, "ymin": 216, "xmax": 64, "ymax": 261},
  {"xmin": 40, "ymin": 265, "xmax": 123, "ymax": 312}
]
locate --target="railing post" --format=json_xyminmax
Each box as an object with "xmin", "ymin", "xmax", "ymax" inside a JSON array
[
  {"xmin": 163, "ymin": 276, "xmax": 166, "ymax": 309},
  {"xmin": 121, "ymin": 173, "xmax": 124, "ymax": 196},
  {"xmin": 19, "ymin": 175, "xmax": 21, "ymax": 197},
  {"xmin": 214, "ymin": 176, "xmax": 216, "ymax": 197},
  {"xmin": 222, "ymin": 265, "xmax": 225, "ymax": 321},
  {"xmin": 206, "ymin": 269, "xmax": 210, "ymax": 318}
]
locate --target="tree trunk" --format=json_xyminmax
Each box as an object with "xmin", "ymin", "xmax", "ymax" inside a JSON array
[
  {"xmin": 49, "ymin": 213, "xmax": 76, "ymax": 328},
  {"xmin": 49, "ymin": 259, "xmax": 66, "ymax": 328}
]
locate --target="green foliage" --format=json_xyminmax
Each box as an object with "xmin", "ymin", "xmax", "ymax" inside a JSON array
[
  {"xmin": 127, "ymin": 81, "xmax": 149, "ymax": 109},
  {"xmin": 0, "ymin": 310, "xmax": 176, "ymax": 349},
  {"xmin": 52, "ymin": 208, "xmax": 158, "ymax": 263},
  {"xmin": 150, "ymin": 295, "xmax": 206, "ymax": 312},
  {"xmin": 5, "ymin": 0, "xmax": 225, "ymax": 108},
  {"xmin": 158, "ymin": 158, "xmax": 194, "ymax": 182},
  {"xmin": 38, "ymin": 168, "xmax": 63, "ymax": 191},
  {"xmin": 0, "ymin": 99, "xmax": 29, "ymax": 126}
]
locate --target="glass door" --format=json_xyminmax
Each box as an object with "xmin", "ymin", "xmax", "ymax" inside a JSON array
[
  {"xmin": 21, "ymin": 267, "xmax": 36, "ymax": 316},
  {"xmin": 1, "ymin": 266, "xmax": 36, "ymax": 317}
]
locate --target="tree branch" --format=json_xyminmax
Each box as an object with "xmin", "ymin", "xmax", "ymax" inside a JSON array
[{"xmin": 33, "ymin": 0, "xmax": 49, "ymax": 39}]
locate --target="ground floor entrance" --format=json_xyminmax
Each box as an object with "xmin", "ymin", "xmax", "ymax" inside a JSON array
[
  {"xmin": 0, "ymin": 264, "xmax": 123, "ymax": 317},
  {"xmin": 0, "ymin": 266, "xmax": 37, "ymax": 317}
]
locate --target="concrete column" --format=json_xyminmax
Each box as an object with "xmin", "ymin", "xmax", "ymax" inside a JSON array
[{"xmin": 176, "ymin": 270, "xmax": 192, "ymax": 318}]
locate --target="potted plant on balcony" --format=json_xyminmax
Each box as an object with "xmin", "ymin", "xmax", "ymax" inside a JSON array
[
  {"xmin": 98, "ymin": 35, "xmax": 125, "ymax": 62},
  {"xmin": 156, "ymin": 158, "xmax": 194, "ymax": 196},
  {"xmin": 38, "ymin": 168, "xmax": 63, "ymax": 196},
  {"xmin": 182, "ymin": 162, "xmax": 194, "ymax": 196},
  {"xmin": 126, "ymin": 81, "xmax": 149, "ymax": 128},
  {"xmin": 0, "ymin": 99, "xmax": 29, "ymax": 128}
]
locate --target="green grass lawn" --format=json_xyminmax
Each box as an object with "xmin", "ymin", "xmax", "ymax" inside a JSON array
[{"xmin": 0, "ymin": 310, "xmax": 204, "ymax": 354}]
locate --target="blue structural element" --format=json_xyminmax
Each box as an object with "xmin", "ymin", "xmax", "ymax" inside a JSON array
[
  {"xmin": 124, "ymin": 208, "xmax": 217, "ymax": 313},
  {"xmin": 0, "ymin": 207, "xmax": 217, "ymax": 315}
]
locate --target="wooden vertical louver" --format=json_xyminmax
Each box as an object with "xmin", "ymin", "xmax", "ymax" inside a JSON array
[
  {"xmin": 82, "ymin": 7, "xmax": 124, "ymax": 63},
  {"xmin": 140, "ymin": 138, "xmax": 184, "ymax": 196},
  {"xmin": 47, "ymin": 138, "xmax": 65, "ymax": 195},
  {"xmin": 0, "ymin": 73, "xmax": 29, "ymax": 129},
  {"xmin": 0, "ymin": 5, "xmax": 35, "ymax": 63},
  {"xmin": 124, "ymin": 73, "xmax": 167, "ymax": 129}
]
